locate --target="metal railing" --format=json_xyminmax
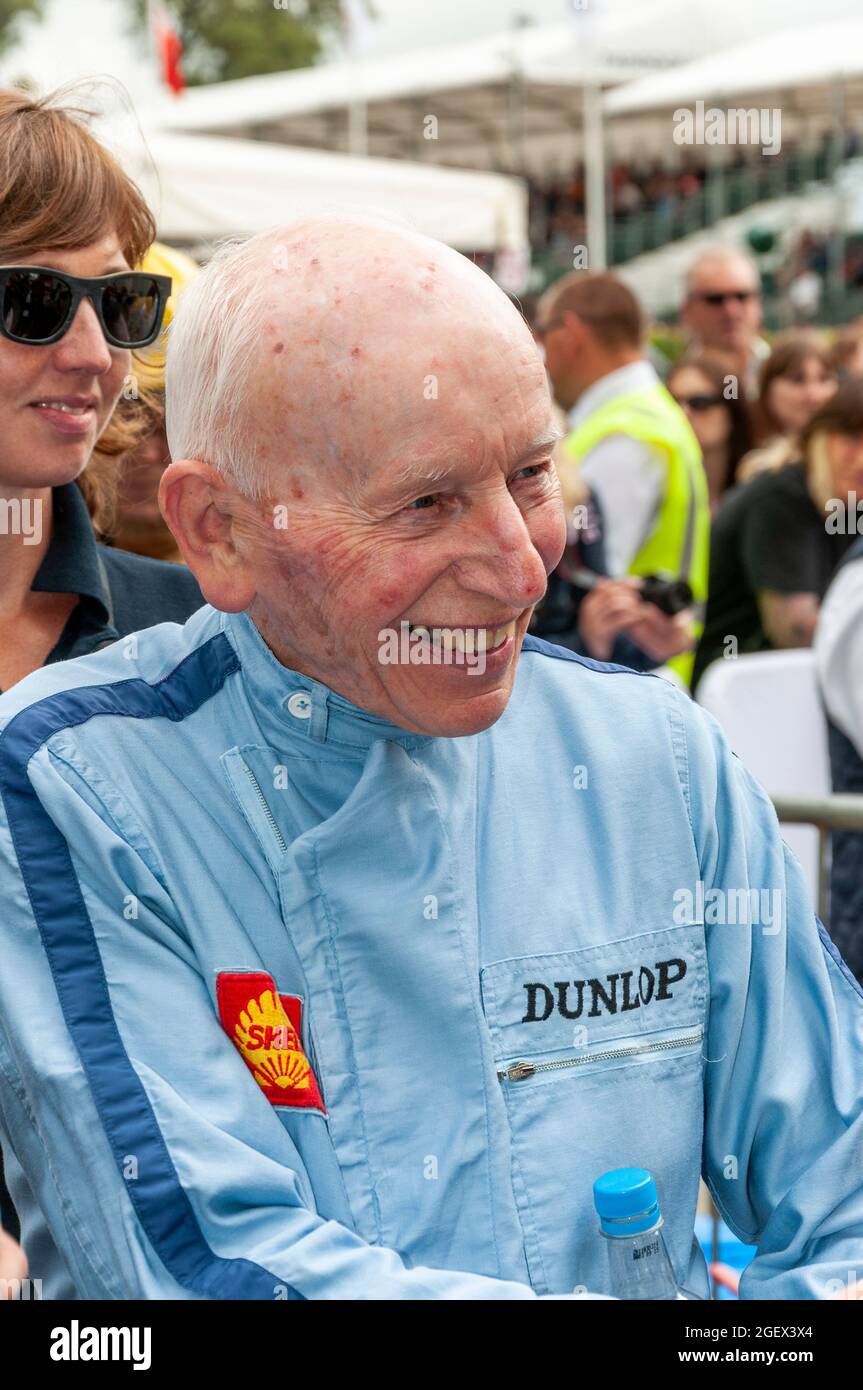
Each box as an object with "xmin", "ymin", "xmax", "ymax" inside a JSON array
[{"xmin": 771, "ymin": 793, "xmax": 863, "ymax": 923}]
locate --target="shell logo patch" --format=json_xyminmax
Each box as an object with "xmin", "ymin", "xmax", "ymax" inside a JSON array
[{"xmin": 217, "ymin": 972, "xmax": 326, "ymax": 1113}]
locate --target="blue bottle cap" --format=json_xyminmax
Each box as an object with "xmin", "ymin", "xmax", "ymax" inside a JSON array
[{"xmin": 593, "ymin": 1167, "xmax": 662, "ymax": 1236}]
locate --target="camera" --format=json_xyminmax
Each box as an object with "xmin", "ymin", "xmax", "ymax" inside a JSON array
[{"xmin": 638, "ymin": 574, "xmax": 694, "ymax": 616}]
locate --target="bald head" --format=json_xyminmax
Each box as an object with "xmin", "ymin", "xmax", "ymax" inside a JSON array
[
  {"xmin": 166, "ymin": 217, "xmax": 538, "ymax": 499},
  {"xmin": 682, "ymin": 246, "xmax": 762, "ymax": 363},
  {"xmin": 685, "ymin": 246, "xmax": 760, "ymax": 299}
]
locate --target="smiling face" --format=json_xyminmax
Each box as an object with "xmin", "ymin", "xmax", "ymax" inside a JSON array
[
  {"xmin": 0, "ymin": 232, "xmax": 131, "ymax": 490},
  {"xmin": 179, "ymin": 225, "xmax": 567, "ymax": 738},
  {"xmin": 766, "ymin": 355, "xmax": 836, "ymax": 437}
]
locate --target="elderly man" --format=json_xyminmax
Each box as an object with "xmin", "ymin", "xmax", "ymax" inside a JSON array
[
  {"xmin": 0, "ymin": 220, "xmax": 862, "ymax": 1301},
  {"xmin": 681, "ymin": 246, "xmax": 769, "ymax": 397}
]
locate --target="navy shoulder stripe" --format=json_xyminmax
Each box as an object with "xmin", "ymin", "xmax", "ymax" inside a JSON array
[
  {"xmin": 0, "ymin": 632, "xmax": 301, "ymax": 1300},
  {"xmin": 521, "ymin": 633, "xmax": 652, "ymax": 676},
  {"xmin": 817, "ymin": 918, "xmax": 863, "ymax": 1002}
]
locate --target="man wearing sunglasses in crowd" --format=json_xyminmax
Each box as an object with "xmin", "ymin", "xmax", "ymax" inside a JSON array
[
  {"xmin": 0, "ymin": 89, "xmax": 203, "ymax": 1249},
  {"xmin": 681, "ymin": 246, "xmax": 771, "ymax": 399}
]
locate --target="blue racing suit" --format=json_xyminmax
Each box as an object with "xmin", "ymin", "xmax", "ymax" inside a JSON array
[{"xmin": 0, "ymin": 606, "xmax": 861, "ymax": 1299}]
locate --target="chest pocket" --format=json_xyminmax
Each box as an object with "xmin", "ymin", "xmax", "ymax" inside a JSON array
[{"xmin": 480, "ymin": 925, "xmax": 707, "ymax": 1297}]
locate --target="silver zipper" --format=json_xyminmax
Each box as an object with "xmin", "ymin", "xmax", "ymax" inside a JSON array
[
  {"xmin": 498, "ymin": 1028, "xmax": 703, "ymax": 1083},
  {"xmin": 243, "ymin": 764, "xmax": 289, "ymax": 853}
]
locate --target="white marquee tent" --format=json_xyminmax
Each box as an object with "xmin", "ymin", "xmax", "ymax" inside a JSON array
[
  {"xmin": 140, "ymin": 13, "xmax": 695, "ymax": 267},
  {"xmin": 113, "ymin": 130, "xmax": 528, "ymax": 252},
  {"xmin": 605, "ymin": 18, "xmax": 863, "ymax": 117},
  {"xmin": 141, "ymin": 17, "xmax": 688, "ymax": 170}
]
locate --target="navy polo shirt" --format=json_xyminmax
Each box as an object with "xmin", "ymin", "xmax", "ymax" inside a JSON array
[{"xmin": 29, "ymin": 482, "xmax": 204, "ymax": 666}]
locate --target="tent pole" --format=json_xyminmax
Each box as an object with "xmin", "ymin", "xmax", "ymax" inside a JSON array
[
  {"xmin": 347, "ymin": 53, "xmax": 368, "ymax": 157},
  {"xmin": 348, "ymin": 97, "xmax": 368, "ymax": 156},
  {"xmin": 583, "ymin": 82, "xmax": 607, "ymax": 270},
  {"xmin": 827, "ymin": 79, "xmax": 847, "ymax": 314}
]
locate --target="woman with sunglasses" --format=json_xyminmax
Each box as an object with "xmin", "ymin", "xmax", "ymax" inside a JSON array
[
  {"xmin": 667, "ymin": 351, "xmax": 755, "ymax": 513},
  {"xmin": 0, "ymin": 88, "xmax": 202, "ymax": 696},
  {"xmin": 0, "ymin": 87, "xmax": 202, "ymax": 1246}
]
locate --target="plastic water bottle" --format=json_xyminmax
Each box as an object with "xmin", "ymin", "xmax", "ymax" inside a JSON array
[{"xmin": 593, "ymin": 1167, "xmax": 695, "ymax": 1300}]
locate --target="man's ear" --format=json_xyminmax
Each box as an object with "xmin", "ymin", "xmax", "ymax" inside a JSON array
[
  {"xmin": 561, "ymin": 309, "xmax": 589, "ymax": 351},
  {"xmin": 159, "ymin": 460, "xmax": 257, "ymax": 613}
]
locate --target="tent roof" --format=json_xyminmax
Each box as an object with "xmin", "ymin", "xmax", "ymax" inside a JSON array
[
  {"xmin": 118, "ymin": 130, "xmax": 527, "ymax": 251},
  {"xmin": 605, "ymin": 18, "xmax": 863, "ymax": 116},
  {"xmin": 143, "ymin": 16, "xmax": 700, "ymax": 172}
]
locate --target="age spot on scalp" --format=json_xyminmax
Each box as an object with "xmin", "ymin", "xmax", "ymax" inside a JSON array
[{"xmin": 273, "ymin": 342, "xmax": 285, "ymax": 354}]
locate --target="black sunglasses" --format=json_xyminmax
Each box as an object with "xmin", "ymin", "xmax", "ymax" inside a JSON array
[
  {"xmin": 696, "ymin": 290, "xmax": 757, "ymax": 307},
  {"xmin": 0, "ymin": 267, "xmax": 172, "ymax": 348},
  {"xmin": 673, "ymin": 392, "xmax": 724, "ymax": 412}
]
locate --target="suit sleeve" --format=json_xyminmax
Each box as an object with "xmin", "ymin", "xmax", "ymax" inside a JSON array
[
  {"xmin": 0, "ymin": 740, "xmax": 569, "ymax": 1301},
  {"xmin": 683, "ymin": 700, "xmax": 863, "ymax": 1298}
]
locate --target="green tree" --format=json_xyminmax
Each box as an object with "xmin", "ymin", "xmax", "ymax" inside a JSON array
[
  {"xmin": 0, "ymin": 0, "xmax": 45, "ymax": 59},
  {"xmin": 131, "ymin": 0, "xmax": 351, "ymax": 86}
]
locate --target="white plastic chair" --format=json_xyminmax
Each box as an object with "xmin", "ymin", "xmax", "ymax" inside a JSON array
[{"xmin": 696, "ymin": 650, "xmax": 829, "ymax": 899}]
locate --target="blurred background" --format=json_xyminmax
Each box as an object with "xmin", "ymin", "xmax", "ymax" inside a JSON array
[{"xmin": 3, "ymin": 0, "xmax": 863, "ymax": 332}]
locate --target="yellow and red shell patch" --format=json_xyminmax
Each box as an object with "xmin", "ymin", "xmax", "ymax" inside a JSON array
[{"xmin": 217, "ymin": 972, "xmax": 326, "ymax": 1113}]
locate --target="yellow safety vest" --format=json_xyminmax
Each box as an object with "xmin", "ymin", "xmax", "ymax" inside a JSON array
[{"xmin": 562, "ymin": 382, "xmax": 710, "ymax": 686}]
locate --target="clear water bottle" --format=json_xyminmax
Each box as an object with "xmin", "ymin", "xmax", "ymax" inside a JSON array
[{"xmin": 593, "ymin": 1166, "xmax": 696, "ymax": 1300}]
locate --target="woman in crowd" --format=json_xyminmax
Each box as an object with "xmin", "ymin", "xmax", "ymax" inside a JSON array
[
  {"xmin": 831, "ymin": 319, "xmax": 863, "ymax": 380},
  {"xmin": 693, "ymin": 379, "xmax": 863, "ymax": 689},
  {"xmin": 0, "ymin": 88, "xmax": 202, "ymax": 697},
  {"xmin": 0, "ymin": 86, "xmax": 203, "ymax": 1240},
  {"xmin": 667, "ymin": 351, "xmax": 755, "ymax": 511},
  {"xmin": 737, "ymin": 330, "xmax": 837, "ymax": 482},
  {"xmin": 106, "ymin": 242, "xmax": 199, "ymax": 564}
]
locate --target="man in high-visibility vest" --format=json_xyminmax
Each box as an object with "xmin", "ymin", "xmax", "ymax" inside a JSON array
[{"xmin": 536, "ymin": 270, "xmax": 710, "ymax": 685}]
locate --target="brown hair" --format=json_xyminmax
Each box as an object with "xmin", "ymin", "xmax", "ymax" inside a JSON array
[
  {"xmin": 0, "ymin": 86, "xmax": 158, "ymax": 534},
  {"xmin": 544, "ymin": 271, "xmax": 643, "ymax": 350},
  {"xmin": 801, "ymin": 376, "xmax": 863, "ymax": 453},
  {"xmin": 830, "ymin": 320, "xmax": 863, "ymax": 377},
  {"xmin": 755, "ymin": 329, "xmax": 835, "ymax": 440}
]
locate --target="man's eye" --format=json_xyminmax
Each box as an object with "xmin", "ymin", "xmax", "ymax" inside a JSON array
[
  {"xmin": 407, "ymin": 495, "xmax": 440, "ymax": 511},
  {"xmin": 513, "ymin": 463, "xmax": 548, "ymax": 481}
]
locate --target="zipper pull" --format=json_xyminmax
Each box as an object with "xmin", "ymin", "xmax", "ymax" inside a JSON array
[{"xmin": 499, "ymin": 1060, "xmax": 536, "ymax": 1083}]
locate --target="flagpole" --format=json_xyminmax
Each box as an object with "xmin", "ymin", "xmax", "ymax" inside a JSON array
[{"xmin": 344, "ymin": 0, "xmax": 369, "ymax": 157}]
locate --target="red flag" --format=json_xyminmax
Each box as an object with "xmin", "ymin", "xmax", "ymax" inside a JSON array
[{"xmin": 149, "ymin": 1, "xmax": 186, "ymax": 96}]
